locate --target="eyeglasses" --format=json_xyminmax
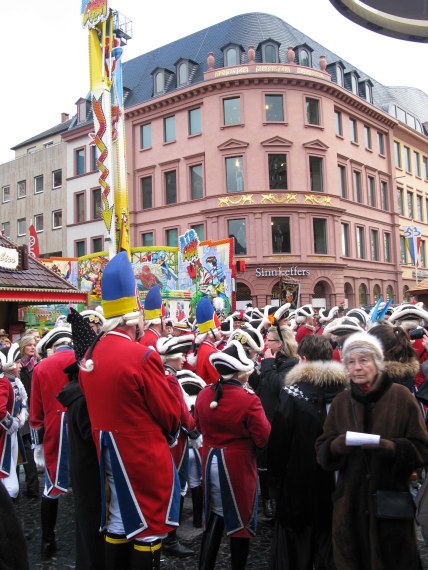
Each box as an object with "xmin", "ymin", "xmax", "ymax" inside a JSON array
[{"xmin": 266, "ymin": 338, "xmax": 281, "ymax": 343}]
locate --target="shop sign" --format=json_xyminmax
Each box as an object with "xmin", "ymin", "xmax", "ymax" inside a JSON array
[
  {"xmin": 0, "ymin": 245, "xmax": 19, "ymax": 270},
  {"xmin": 255, "ymin": 266, "xmax": 310, "ymax": 278}
]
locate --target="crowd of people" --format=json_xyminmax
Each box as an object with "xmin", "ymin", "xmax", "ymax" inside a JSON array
[{"xmin": 2, "ymin": 258, "xmax": 428, "ymax": 569}]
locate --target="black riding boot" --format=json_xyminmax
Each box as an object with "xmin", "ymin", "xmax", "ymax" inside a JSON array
[
  {"xmin": 191, "ymin": 485, "xmax": 203, "ymax": 528},
  {"xmin": 104, "ymin": 533, "xmax": 133, "ymax": 570},
  {"xmin": 162, "ymin": 496, "xmax": 194, "ymax": 557},
  {"xmin": 258, "ymin": 471, "xmax": 274, "ymax": 520},
  {"xmin": 198, "ymin": 513, "xmax": 224, "ymax": 570},
  {"xmin": 130, "ymin": 539, "xmax": 161, "ymax": 570},
  {"xmin": 230, "ymin": 537, "xmax": 250, "ymax": 570},
  {"xmin": 41, "ymin": 496, "xmax": 58, "ymax": 559}
]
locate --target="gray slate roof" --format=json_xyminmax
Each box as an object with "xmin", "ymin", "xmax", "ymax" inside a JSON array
[
  {"xmin": 69, "ymin": 12, "xmax": 428, "ymax": 134},
  {"xmin": 11, "ymin": 119, "xmax": 73, "ymax": 150}
]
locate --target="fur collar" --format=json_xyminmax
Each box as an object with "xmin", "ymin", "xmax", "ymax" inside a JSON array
[
  {"xmin": 284, "ymin": 360, "xmax": 348, "ymax": 388},
  {"xmin": 384, "ymin": 359, "xmax": 419, "ymax": 380}
]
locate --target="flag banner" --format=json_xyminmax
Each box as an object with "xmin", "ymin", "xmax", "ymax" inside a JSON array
[
  {"xmin": 119, "ymin": 211, "xmax": 131, "ymax": 260},
  {"xmin": 404, "ymin": 226, "xmax": 421, "ymax": 267},
  {"xmin": 29, "ymin": 224, "xmax": 40, "ymax": 258}
]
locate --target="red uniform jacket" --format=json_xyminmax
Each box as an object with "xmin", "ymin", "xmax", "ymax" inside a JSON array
[
  {"xmin": 79, "ymin": 331, "xmax": 182, "ymax": 539},
  {"xmin": 195, "ymin": 339, "xmax": 219, "ymax": 385},
  {"xmin": 139, "ymin": 327, "xmax": 161, "ymax": 348},
  {"xmin": 194, "ymin": 381, "xmax": 270, "ymax": 537},
  {"xmin": 30, "ymin": 347, "xmax": 75, "ymax": 495},
  {"xmin": 295, "ymin": 324, "xmax": 315, "ymax": 344}
]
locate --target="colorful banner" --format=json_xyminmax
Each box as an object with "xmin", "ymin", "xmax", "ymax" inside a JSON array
[
  {"xmin": 28, "ymin": 224, "xmax": 39, "ymax": 258},
  {"xmin": 39, "ymin": 258, "xmax": 79, "ymax": 288},
  {"xmin": 72, "ymin": 237, "xmax": 235, "ymax": 316},
  {"xmin": 404, "ymin": 226, "xmax": 421, "ymax": 267},
  {"xmin": 18, "ymin": 303, "xmax": 85, "ymax": 328}
]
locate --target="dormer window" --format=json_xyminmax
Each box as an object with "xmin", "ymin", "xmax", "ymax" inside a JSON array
[
  {"xmin": 336, "ymin": 64, "xmax": 344, "ymax": 87},
  {"xmin": 299, "ymin": 48, "xmax": 310, "ymax": 67},
  {"xmin": 295, "ymin": 44, "xmax": 313, "ymax": 67},
  {"xmin": 76, "ymin": 98, "xmax": 89, "ymax": 124},
  {"xmin": 224, "ymin": 46, "xmax": 240, "ymax": 67},
  {"xmin": 359, "ymin": 80, "xmax": 373, "ymax": 103},
  {"xmin": 178, "ymin": 62, "xmax": 188, "ymax": 86},
  {"xmin": 155, "ymin": 71, "xmax": 165, "ymax": 95},
  {"xmin": 258, "ymin": 39, "xmax": 280, "ymax": 64},
  {"xmin": 265, "ymin": 44, "xmax": 277, "ymax": 63},
  {"xmin": 365, "ymin": 82, "xmax": 373, "ymax": 103}
]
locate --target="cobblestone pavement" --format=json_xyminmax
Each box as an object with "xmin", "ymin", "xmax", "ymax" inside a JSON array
[{"xmin": 14, "ymin": 472, "xmax": 428, "ymax": 569}]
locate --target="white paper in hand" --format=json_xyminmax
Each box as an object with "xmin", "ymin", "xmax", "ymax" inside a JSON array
[{"xmin": 345, "ymin": 431, "xmax": 380, "ymax": 446}]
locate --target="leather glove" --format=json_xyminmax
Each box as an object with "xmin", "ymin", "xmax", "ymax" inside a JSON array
[
  {"xmin": 330, "ymin": 434, "xmax": 349, "ymax": 457},
  {"xmin": 6, "ymin": 418, "xmax": 19, "ymax": 435},
  {"xmin": 362, "ymin": 438, "xmax": 396, "ymax": 457},
  {"xmin": 34, "ymin": 444, "xmax": 45, "ymax": 469}
]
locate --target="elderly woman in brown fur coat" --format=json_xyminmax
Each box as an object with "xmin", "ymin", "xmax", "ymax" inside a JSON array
[
  {"xmin": 316, "ymin": 332, "xmax": 428, "ymax": 570},
  {"xmin": 267, "ymin": 335, "xmax": 348, "ymax": 570}
]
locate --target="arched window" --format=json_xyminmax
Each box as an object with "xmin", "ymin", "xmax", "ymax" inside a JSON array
[
  {"xmin": 178, "ymin": 62, "xmax": 187, "ymax": 86},
  {"xmin": 299, "ymin": 48, "xmax": 310, "ymax": 67},
  {"xmin": 403, "ymin": 285, "xmax": 410, "ymax": 302},
  {"xmin": 236, "ymin": 282, "xmax": 252, "ymax": 308},
  {"xmin": 386, "ymin": 285, "xmax": 394, "ymax": 301},
  {"xmin": 313, "ymin": 281, "xmax": 329, "ymax": 310},
  {"xmin": 271, "ymin": 281, "xmax": 281, "ymax": 305},
  {"xmin": 336, "ymin": 65, "xmax": 344, "ymax": 87},
  {"xmin": 344, "ymin": 282, "xmax": 354, "ymax": 308},
  {"xmin": 373, "ymin": 284, "xmax": 381, "ymax": 303},
  {"xmin": 359, "ymin": 283, "xmax": 368, "ymax": 306},
  {"xmin": 265, "ymin": 44, "xmax": 276, "ymax": 63},
  {"xmin": 351, "ymin": 74, "xmax": 358, "ymax": 95},
  {"xmin": 155, "ymin": 71, "xmax": 164, "ymax": 94},
  {"xmin": 365, "ymin": 82, "xmax": 373, "ymax": 103},
  {"xmin": 225, "ymin": 47, "xmax": 238, "ymax": 67}
]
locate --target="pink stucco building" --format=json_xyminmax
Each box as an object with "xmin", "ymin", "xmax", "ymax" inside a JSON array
[{"xmin": 120, "ymin": 13, "xmax": 428, "ymax": 309}]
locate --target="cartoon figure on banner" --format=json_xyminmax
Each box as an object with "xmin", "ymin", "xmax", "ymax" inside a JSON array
[
  {"xmin": 136, "ymin": 250, "xmax": 178, "ymax": 292},
  {"xmin": 79, "ymin": 256, "xmax": 108, "ymax": 297},
  {"xmin": 199, "ymin": 256, "xmax": 231, "ymax": 316}
]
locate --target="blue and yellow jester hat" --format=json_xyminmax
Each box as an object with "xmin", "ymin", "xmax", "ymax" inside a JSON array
[
  {"xmin": 144, "ymin": 285, "xmax": 165, "ymax": 323},
  {"xmin": 196, "ymin": 296, "xmax": 221, "ymax": 334},
  {"xmin": 101, "ymin": 251, "xmax": 138, "ymax": 319}
]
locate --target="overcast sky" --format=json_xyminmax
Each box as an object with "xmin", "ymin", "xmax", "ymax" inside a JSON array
[{"xmin": 1, "ymin": 0, "xmax": 427, "ymax": 164}]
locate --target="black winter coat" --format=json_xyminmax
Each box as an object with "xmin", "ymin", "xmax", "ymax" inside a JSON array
[
  {"xmin": 251, "ymin": 352, "xmax": 298, "ymax": 423},
  {"xmin": 268, "ymin": 359, "xmax": 348, "ymax": 530},
  {"xmin": 57, "ymin": 362, "xmax": 104, "ymax": 570}
]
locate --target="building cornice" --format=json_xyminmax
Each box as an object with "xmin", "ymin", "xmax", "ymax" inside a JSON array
[{"xmin": 125, "ymin": 65, "xmax": 398, "ymax": 129}]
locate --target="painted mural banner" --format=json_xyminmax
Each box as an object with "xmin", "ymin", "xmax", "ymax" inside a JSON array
[
  {"xmin": 72, "ymin": 237, "xmax": 235, "ymax": 317},
  {"xmin": 39, "ymin": 258, "xmax": 79, "ymax": 288},
  {"xmin": 18, "ymin": 303, "xmax": 85, "ymax": 329}
]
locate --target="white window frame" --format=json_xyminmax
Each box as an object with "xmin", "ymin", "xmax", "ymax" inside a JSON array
[
  {"xmin": 52, "ymin": 210, "xmax": 62, "ymax": 230},
  {"xmin": 34, "ymin": 214, "xmax": 44, "ymax": 233},
  {"xmin": 17, "ymin": 218, "xmax": 26, "ymax": 237},
  {"xmin": 2, "ymin": 186, "xmax": 10, "ymax": 203},
  {"xmin": 1, "ymin": 221, "xmax": 10, "ymax": 237},
  {"xmin": 34, "ymin": 175, "xmax": 43, "ymax": 194},
  {"xmin": 17, "ymin": 180, "xmax": 26, "ymax": 199},
  {"xmin": 52, "ymin": 169, "xmax": 62, "ymax": 189}
]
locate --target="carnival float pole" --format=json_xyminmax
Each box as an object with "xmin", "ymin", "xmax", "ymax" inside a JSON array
[{"xmin": 81, "ymin": 1, "xmax": 132, "ymax": 260}]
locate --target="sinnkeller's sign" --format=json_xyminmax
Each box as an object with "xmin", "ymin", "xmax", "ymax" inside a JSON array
[
  {"xmin": 0, "ymin": 245, "xmax": 19, "ymax": 270},
  {"xmin": 255, "ymin": 266, "xmax": 310, "ymax": 278}
]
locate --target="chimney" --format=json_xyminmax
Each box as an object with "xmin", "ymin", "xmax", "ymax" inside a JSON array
[{"xmin": 61, "ymin": 112, "xmax": 70, "ymax": 123}]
